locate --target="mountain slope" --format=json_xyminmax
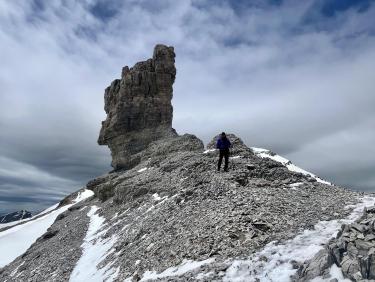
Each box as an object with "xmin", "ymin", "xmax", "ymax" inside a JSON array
[
  {"xmin": 251, "ymin": 147, "xmax": 331, "ymax": 185},
  {"xmin": 0, "ymin": 134, "xmax": 370, "ymax": 281},
  {"xmin": 0, "ymin": 189, "xmax": 93, "ymax": 268}
]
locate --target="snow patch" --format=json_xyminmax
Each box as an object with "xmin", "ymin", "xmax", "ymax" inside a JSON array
[
  {"xmin": 290, "ymin": 182, "xmax": 304, "ymax": 190},
  {"xmin": 152, "ymin": 193, "xmax": 162, "ymax": 201},
  {"xmin": 311, "ymin": 264, "xmax": 351, "ymax": 282},
  {"xmin": 290, "ymin": 182, "xmax": 304, "ymax": 188},
  {"xmin": 147, "ymin": 194, "xmax": 169, "ymax": 213},
  {"xmin": 139, "ymin": 258, "xmax": 215, "ymax": 281},
  {"xmin": 73, "ymin": 189, "xmax": 94, "ymax": 203},
  {"xmin": 0, "ymin": 189, "xmax": 93, "ymax": 268},
  {"xmin": 196, "ymin": 271, "xmax": 214, "ymax": 280},
  {"xmin": 137, "ymin": 167, "xmax": 148, "ymax": 173},
  {"xmin": 9, "ymin": 261, "xmax": 24, "ymax": 277},
  {"xmin": 223, "ymin": 196, "xmax": 375, "ymax": 282},
  {"xmin": 203, "ymin": 149, "xmax": 216, "ymax": 154},
  {"xmin": 146, "ymin": 205, "xmax": 155, "ymax": 213},
  {"xmin": 70, "ymin": 206, "xmax": 118, "ymax": 282},
  {"xmin": 252, "ymin": 147, "xmax": 331, "ymax": 185}
]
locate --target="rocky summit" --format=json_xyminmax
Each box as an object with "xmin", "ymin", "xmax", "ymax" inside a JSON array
[
  {"xmin": 0, "ymin": 45, "xmax": 374, "ymax": 282},
  {"xmin": 98, "ymin": 44, "xmax": 177, "ymax": 170}
]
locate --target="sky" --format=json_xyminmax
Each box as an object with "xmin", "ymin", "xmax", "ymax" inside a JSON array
[{"xmin": 0, "ymin": 0, "xmax": 375, "ymax": 214}]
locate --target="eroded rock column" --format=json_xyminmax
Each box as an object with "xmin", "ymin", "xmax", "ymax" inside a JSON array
[{"xmin": 98, "ymin": 44, "xmax": 177, "ymax": 169}]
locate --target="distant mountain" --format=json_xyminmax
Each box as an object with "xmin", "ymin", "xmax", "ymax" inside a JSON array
[{"xmin": 0, "ymin": 210, "xmax": 32, "ymax": 224}]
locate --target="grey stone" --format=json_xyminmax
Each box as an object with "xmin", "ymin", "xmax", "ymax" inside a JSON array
[
  {"xmin": 298, "ymin": 204, "xmax": 375, "ymax": 281},
  {"xmin": 98, "ymin": 44, "xmax": 177, "ymax": 170},
  {"xmin": 365, "ymin": 234, "xmax": 375, "ymax": 241},
  {"xmin": 341, "ymin": 256, "xmax": 361, "ymax": 280},
  {"xmin": 297, "ymin": 249, "xmax": 333, "ymax": 281}
]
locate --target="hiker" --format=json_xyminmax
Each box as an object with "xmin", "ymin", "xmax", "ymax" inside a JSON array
[{"xmin": 216, "ymin": 132, "xmax": 231, "ymax": 172}]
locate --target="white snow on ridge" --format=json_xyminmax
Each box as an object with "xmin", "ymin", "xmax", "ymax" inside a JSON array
[
  {"xmin": 137, "ymin": 167, "xmax": 148, "ymax": 173},
  {"xmin": 70, "ymin": 205, "xmax": 118, "ymax": 282},
  {"xmin": 135, "ymin": 258, "xmax": 215, "ymax": 281},
  {"xmin": 203, "ymin": 149, "xmax": 216, "ymax": 154},
  {"xmin": 251, "ymin": 147, "xmax": 332, "ymax": 185},
  {"xmin": 223, "ymin": 196, "xmax": 375, "ymax": 282},
  {"xmin": 73, "ymin": 189, "xmax": 95, "ymax": 203},
  {"xmin": 0, "ymin": 189, "xmax": 94, "ymax": 268},
  {"xmin": 152, "ymin": 193, "xmax": 162, "ymax": 201}
]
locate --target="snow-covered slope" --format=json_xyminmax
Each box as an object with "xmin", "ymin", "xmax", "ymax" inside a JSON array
[
  {"xmin": 69, "ymin": 205, "xmax": 119, "ymax": 282},
  {"xmin": 0, "ymin": 189, "xmax": 94, "ymax": 267},
  {"xmin": 252, "ymin": 147, "xmax": 332, "ymax": 185}
]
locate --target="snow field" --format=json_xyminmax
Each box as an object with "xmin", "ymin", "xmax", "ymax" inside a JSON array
[{"xmin": 0, "ymin": 189, "xmax": 94, "ymax": 268}]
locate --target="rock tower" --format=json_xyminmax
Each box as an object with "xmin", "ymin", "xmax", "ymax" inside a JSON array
[{"xmin": 98, "ymin": 44, "xmax": 177, "ymax": 169}]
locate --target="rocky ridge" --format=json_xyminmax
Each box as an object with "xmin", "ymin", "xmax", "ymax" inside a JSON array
[
  {"xmin": 0, "ymin": 44, "xmax": 373, "ymax": 282},
  {"xmin": 297, "ymin": 206, "xmax": 375, "ymax": 281},
  {"xmin": 0, "ymin": 132, "xmax": 364, "ymax": 281}
]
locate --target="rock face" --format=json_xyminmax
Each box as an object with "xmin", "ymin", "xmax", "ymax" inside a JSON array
[
  {"xmin": 297, "ymin": 206, "xmax": 375, "ymax": 281},
  {"xmin": 98, "ymin": 44, "xmax": 177, "ymax": 169}
]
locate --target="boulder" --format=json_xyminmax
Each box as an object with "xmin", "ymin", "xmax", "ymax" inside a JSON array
[
  {"xmin": 296, "ymin": 249, "xmax": 333, "ymax": 281},
  {"xmin": 207, "ymin": 133, "xmax": 253, "ymax": 156},
  {"xmin": 297, "ymin": 205, "xmax": 375, "ymax": 281}
]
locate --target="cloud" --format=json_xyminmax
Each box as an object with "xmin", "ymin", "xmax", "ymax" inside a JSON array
[
  {"xmin": 0, "ymin": 0, "xmax": 374, "ymax": 213},
  {"xmin": 0, "ymin": 156, "xmax": 78, "ymax": 214}
]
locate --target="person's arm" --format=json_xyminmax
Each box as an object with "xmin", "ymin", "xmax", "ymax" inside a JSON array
[{"xmin": 216, "ymin": 139, "xmax": 221, "ymax": 149}]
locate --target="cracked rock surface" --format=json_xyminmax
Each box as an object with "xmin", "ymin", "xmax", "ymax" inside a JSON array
[
  {"xmin": 297, "ymin": 206, "xmax": 375, "ymax": 281},
  {"xmin": 98, "ymin": 44, "xmax": 177, "ymax": 170}
]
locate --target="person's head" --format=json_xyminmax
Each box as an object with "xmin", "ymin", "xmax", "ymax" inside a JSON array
[{"xmin": 221, "ymin": 132, "xmax": 226, "ymax": 139}]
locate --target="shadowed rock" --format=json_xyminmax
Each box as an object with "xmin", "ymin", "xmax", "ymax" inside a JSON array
[{"xmin": 98, "ymin": 44, "xmax": 177, "ymax": 170}]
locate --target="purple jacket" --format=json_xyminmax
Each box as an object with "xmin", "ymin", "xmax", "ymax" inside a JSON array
[{"xmin": 216, "ymin": 137, "xmax": 231, "ymax": 150}]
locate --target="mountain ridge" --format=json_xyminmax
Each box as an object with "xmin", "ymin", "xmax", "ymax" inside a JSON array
[
  {"xmin": 0, "ymin": 132, "xmax": 365, "ymax": 281},
  {"xmin": 0, "ymin": 44, "xmax": 373, "ymax": 282}
]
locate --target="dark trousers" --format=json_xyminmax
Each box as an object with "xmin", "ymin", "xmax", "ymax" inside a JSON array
[{"xmin": 218, "ymin": 149, "xmax": 229, "ymax": 171}]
